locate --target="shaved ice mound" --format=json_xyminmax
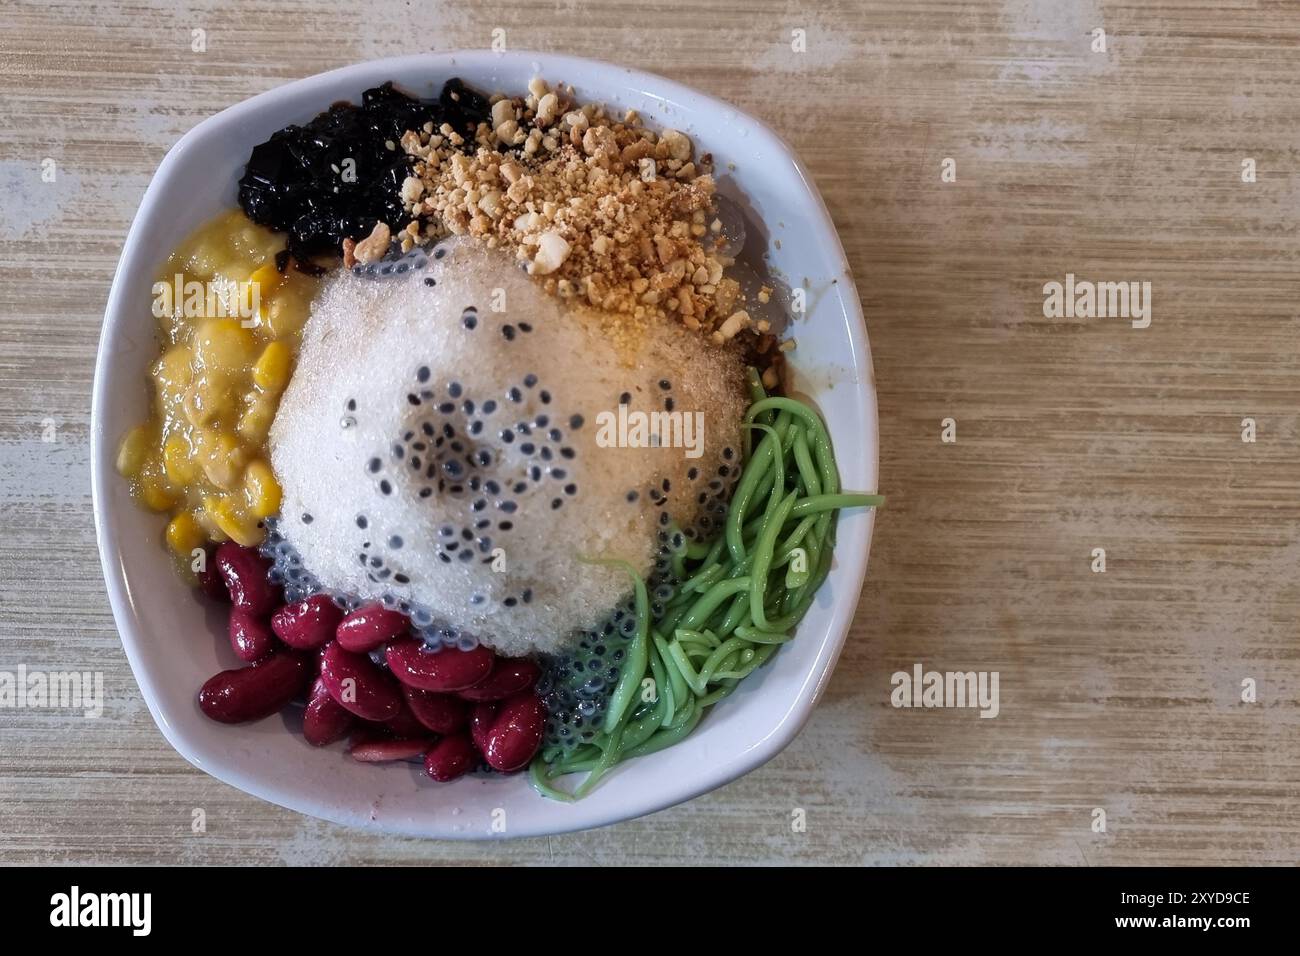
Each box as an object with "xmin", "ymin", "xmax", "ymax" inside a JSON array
[{"xmin": 269, "ymin": 238, "xmax": 748, "ymax": 656}]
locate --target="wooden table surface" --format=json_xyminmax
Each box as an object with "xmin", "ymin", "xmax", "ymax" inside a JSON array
[{"xmin": 2, "ymin": 0, "xmax": 1298, "ymax": 865}]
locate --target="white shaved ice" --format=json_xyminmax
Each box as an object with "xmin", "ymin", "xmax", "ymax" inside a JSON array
[{"xmin": 270, "ymin": 238, "xmax": 747, "ymax": 656}]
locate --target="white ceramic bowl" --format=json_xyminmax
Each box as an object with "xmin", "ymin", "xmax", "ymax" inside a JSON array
[{"xmin": 91, "ymin": 50, "xmax": 878, "ymax": 838}]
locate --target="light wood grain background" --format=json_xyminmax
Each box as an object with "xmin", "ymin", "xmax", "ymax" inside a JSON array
[{"xmin": 1, "ymin": 0, "xmax": 1298, "ymax": 865}]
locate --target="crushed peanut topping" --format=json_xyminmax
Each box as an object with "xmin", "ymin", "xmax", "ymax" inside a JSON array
[
  {"xmin": 398, "ymin": 78, "xmax": 760, "ymax": 348},
  {"xmin": 352, "ymin": 221, "xmax": 391, "ymax": 264}
]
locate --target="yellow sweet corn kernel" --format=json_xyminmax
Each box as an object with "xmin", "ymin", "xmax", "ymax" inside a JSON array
[
  {"xmin": 182, "ymin": 385, "xmax": 212, "ymax": 428},
  {"xmin": 203, "ymin": 495, "xmax": 262, "ymax": 547},
  {"xmin": 165, "ymin": 511, "xmax": 207, "ymax": 556},
  {"xmin": 194, "ymin": 507, "xmax": 228, "ymax": 542},
  {"xmin": 252, "ymin": 340, "xmax": 292, "ymax": 393},
  {"xmin": 152, "ymin": 344, "xmax": 193, "ymax": 409},
  {"xmin": 237, "ymin": 393, "xmax": 275, "ymax": 444},
  {"xmin": 116, "ymin": 424, "xmax": 152, "ymax": 478},
  {"xmin": 243, "ymin": 459, "xmax": 282, "ymax": 518},
  {"xmin": 194, "ymin": 318, "xmax": 258, "ymax": 373},
  {"xmin": 184, "ymin": 366, "xmax": 244, "ymax": 429},
  {"xmin": 264, "ymin": 280, "xmax": 311, "ymax": 337},
  {"xmin": 210, "ymin": 253, "xmax": 239, "ymax": 276},
  {"xmin": 139, "ymin": 483, "xmax": 175, "ymax": 512},
  {"xmin": 196, "ymin": 429, "xmax": 247, "ymax": 490},
  {"xmin": 162, "ymin": 432, "xmax": 200, "ymax": 485},
  {"xmin": 235, "ymin": 218, "xmax": 280, "ymax": 260},
  {"xmin": 185, "ymin": 244, "xmax": 222, "ymax": 279},
  {"xmin": 249, "ymin": 261, "xmax": 283, "ymax": 297},
  {"xmin": 137, "ymin": 460, "xmax": 176, "ymax": 512}
]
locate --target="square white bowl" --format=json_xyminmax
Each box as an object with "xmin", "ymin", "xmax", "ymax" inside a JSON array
[{"xmin": 91, "ymin": 50, "xmax": 879, "ymax": 838}]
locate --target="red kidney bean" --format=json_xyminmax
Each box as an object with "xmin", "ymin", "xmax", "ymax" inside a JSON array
[
  {"xmin": 384, "ymin": 639, "xmax": 494, "ymax": 692},
  {"xmin": 403, "ymin": 686, "xmax": 468, "ymax": 734},
  {"xmin": 215, "ymin": 543, "xmax": 279, "ymax": 616},
  {"xmin": 423, "ymin": 733, "xmax": 477, "ymax": 782},
  {"xmin": 335, "ymin": 604, "xmax": 410, "ymax": 653},
  {"xmin": 319, "ymin": 641, "xmax": 403, "ymax": 722},
  {"xmin": 469, "ymin": 701, "xmax": 498, "ymax": 755},
  {"xmin": 228, "ymin": 607, "xmax": 277, "ymax": 663},
  {"xmin": 483, "ymin": 693, "xmax": 545, "ymax": 772},
  {"xmin": 349, "ymin": 734, "xmax": 431, "ymax": 763},
  {"xmin": 457, "ymin": 658, "xmax": 540, "ymax": 702},
  {"xmin": 198, "ymin": 549, "xmax": 229, "ymax": 602},
  {"xmin": 302, "ymin": 677, "xmax": 354, "ymax": 746},
  {"xmin": 198, "ymin": 651, "xmax": 309, "ymax": 724},
  {"xmin": 272, "ymin": 593, "xmax": 344, "ymax": 650},
  {"xmin": 381, "ymin": 701, "xmax": 428, "ymax": 739}
]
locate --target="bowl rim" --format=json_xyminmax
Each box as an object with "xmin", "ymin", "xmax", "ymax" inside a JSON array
[{"xmin": 90, "ymin": 48, "xmax": 878, "ymax": 838}]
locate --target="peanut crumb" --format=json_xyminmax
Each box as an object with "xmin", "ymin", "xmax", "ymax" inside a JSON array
[
  {"xmin": 401, "ymin": 78, "xmax": 778, "ymax": 350},
  {"xmin": 353, "ymin": 222, "xmax": 391, "ymax": 263}
]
